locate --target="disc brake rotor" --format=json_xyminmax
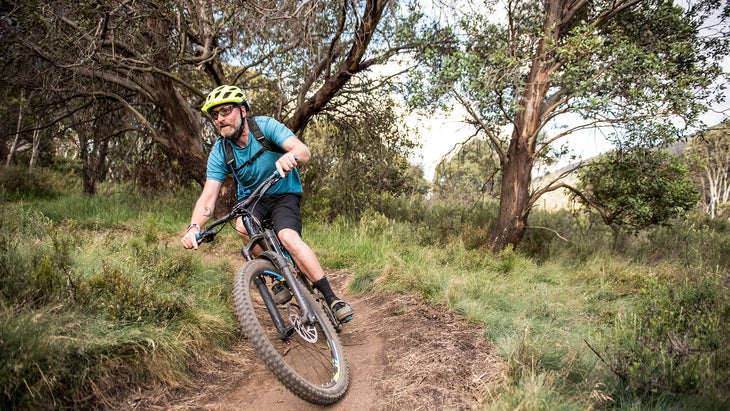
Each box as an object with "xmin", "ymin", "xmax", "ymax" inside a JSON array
[{"xmin": 287, "ymin": 303, "xmax": 318, "ymax": 343}]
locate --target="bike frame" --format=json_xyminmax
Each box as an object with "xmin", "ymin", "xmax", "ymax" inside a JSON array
[{"xmin": 197, "ymin": 172, "xmax": 317, "ymax": 339}]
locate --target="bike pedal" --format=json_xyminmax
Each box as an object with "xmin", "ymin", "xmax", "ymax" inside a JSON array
[{"xmin": 271, "ymin": 282, "xmax": 292, "ymax": 304}]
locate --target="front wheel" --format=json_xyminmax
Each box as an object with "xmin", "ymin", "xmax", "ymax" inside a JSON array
[{"xmin": 232, "ymin": 259, "xmax": 349, "ymax": 405}]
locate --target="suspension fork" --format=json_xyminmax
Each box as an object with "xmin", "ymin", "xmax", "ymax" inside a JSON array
[
  {"xmin": 251, "ymin": 273, "xmax": 294, "ymax": 340},
  {"xmin": 260, "ymin": 229, "xmax": 317, "ymax": 325}
]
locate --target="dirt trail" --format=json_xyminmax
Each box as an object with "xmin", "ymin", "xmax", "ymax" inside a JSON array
[{"xmin": 124, "ymin": 270, "xmax": 504, "ymax": 410}]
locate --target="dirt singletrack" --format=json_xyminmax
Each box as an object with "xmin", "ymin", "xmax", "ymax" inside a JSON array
[{"xmin": 121, "ymin": 268, "xmax": 504, "ymax": 410}]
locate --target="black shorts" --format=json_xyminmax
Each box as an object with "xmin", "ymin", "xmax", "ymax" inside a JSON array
[{"xmin": 243, "ymin": 193, "xmax": 303, "ymax": 235}]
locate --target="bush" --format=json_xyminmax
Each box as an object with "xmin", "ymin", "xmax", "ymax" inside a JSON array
[
  {"xmin": 598, "ymin": 267, "xmax": 730, "ymax": 406},
  {"xmin": 638, "ymin": 215, "xmax": 730, "ymax": 272},
  {"xmin": 0, "ymin": 166, "xmax": 71, "ymax": 201}
]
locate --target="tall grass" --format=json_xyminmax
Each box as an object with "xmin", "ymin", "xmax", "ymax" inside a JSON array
[
  {"xmin": 3, "ymin": 169, "xmax": 729, "ymax": 410},
  {"xmin": 1, "ymin": 170, "xmax": 238, "ymax": 409},
  {"xmin": 306, "ymin": 197, "xmax": 730, "ymax": 410}
]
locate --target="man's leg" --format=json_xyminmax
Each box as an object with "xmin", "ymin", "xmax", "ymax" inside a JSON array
[{"xmin": 279, "ymin": 228, "xmax": 354, "ymax": 323}]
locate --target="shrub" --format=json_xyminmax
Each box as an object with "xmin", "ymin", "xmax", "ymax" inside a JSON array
[
  {"xmin": 0, "ymin": 166, "xmax": 70, "ymax": 200},
  {"xmin": 597, "ymin": 267, "xmax": 730, "ymax": 405},
  {"xmin": 639, "ymin": 215, "xmax": 730, "ymax": 272}
]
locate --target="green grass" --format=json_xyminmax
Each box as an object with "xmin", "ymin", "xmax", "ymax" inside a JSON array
[
  {"xmin": 305, "ymin": 210, "xmax": 730, "ymax": 410},
  {"xmin": 2, "ymin": 170, "xmax": 729, "ymax": 410},
  {"xmin": 1, "ymin": 185, "xmax": 239, "ymax": 409}
]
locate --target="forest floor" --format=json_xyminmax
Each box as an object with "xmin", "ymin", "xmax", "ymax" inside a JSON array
[{"xmin": 116, "ymin": 265, "xmax": 505, "ymax": 410}]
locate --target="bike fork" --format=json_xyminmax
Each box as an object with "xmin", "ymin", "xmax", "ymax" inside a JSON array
[
  {"xmin": 253, "ymin": 274, "xmax": 295, "ymax": 340},
  {"xmin": 262, "ymin": 255, "xmax": 317, "ymax": 326}
]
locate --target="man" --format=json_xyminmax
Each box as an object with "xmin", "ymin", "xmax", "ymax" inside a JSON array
[{"xmin": 181, "ymin": 85, "xmax": 354, "ymax": 323}]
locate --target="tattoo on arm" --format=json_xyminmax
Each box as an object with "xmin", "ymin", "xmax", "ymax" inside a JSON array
[{"xmin": 203, "ymin": 207, "xmax": 213, "ymax": 218}]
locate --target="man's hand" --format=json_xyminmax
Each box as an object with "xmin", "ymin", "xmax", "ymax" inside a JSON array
[
  {"xmin": 276, "ymin": 153, "xmax": 298, "ymax": 177},
  {"xmin": 181, "ymin": 224, "xmax": 201, "ymax": 249}
]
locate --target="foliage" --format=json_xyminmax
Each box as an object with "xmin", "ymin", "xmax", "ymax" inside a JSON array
[
  {"xmin": 403, "ymin": 0, "xmax": 728, "ymax": 250},
  {"xmin": 367, "ymin": 192, "xmax": 499, "ymax": 247},
  {"xmin": 1, "ymin": 0, "xmax": 423, "ymax": 187},
  {"xmin": 432, "ymin": 137, "xmax": 500, "ymax": 203},
  {"xmin": 307, "ymin": 185, "xmax": 730, "ymax": 408},
  {"xmin": 4, "ymin": 169, "xmax": 730, "ymax": 409},
  {"xmin": 0, "ymin": 166, "xmax": 72, "ymax": 201},
  {"xmin": 572, "ymin": 149, "xmax": 699, "ymax": 234},
  {"xmin": 597, "ymin": 268, "xmax": 730, "ymax": 404},
  {"xmin": 300, "ymin": 94, "xmax": 428, "ymax": 220},
  {"xmin": 638, "ymin": 213, "xmax": 730, "ymax": 272},
  {"xmin": 0, "ymin": 189, "xmax": 235, "ymax": 409}
]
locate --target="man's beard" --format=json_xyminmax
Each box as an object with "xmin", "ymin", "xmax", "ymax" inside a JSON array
[{"xmin": 220, "ymin": 121, "xmax": 242, "ymax": 140}]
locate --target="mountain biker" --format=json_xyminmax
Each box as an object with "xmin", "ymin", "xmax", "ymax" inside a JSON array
[{"xmin": 181, "ymin": 85, "xmax": 354, "ymax": 323}]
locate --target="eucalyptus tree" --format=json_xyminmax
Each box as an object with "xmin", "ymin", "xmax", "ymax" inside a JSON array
[
  {"xmin": 686, "ymin": 120, "xmax": 730, "ymax": 218},
  {"xmin": 3, "ymin": 0, "xmax": 418, "ymax": 186},
  {"xmin": 406, "ymin": 0, "xmax": 728, "ymax": 251}
]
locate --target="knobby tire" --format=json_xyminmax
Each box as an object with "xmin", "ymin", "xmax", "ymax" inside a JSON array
[{"xmin": 232, "ymin": 259, "xmax": 349, "ymax": 405}]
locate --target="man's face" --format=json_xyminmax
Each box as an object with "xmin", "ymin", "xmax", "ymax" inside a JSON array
[{"xmin": 210, "ymin": 104, "xmax": 242, "ymax": 138}]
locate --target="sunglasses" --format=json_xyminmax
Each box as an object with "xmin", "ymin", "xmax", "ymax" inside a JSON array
[{"xmin": 209, "ymin": 104, "xmax": 237, "ymax": 120}]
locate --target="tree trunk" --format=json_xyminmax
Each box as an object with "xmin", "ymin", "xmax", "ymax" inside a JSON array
[
  {"xmin": 78, "ymin": 132, "xmax": 97, "ymax": 196},
  {"xmin": 486, "ymin": 0, "xmax": 560, "ymax": 252},
  {"xmin": 488, "ymin": 135, "xmax": 534, "ymax": 251},
  {"xmin": 6, "ymin": 89, "xmax": 23, "ymax": 166},
  {"xmin": 486, "ymin": 61, "xmax": 551, "ymax": 251},
  {"xmin": 150, "ymin": 76, "xmax": 207, "ymax": 185},
  {"xmin": 29, "ymin": 128, "xmax": 40, "ymax": 170}
]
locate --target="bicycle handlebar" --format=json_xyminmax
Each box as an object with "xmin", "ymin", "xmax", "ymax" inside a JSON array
[{"xmin": 195, "ymin": 171, "xmax": 283, "ymax": 245}]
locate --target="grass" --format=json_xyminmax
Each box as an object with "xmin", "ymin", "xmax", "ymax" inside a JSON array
[
  {"xmin": 1, "ymin": 182, "xmax": 240, "ymax": 409},
  {"xmin": 2, "ymin": 169, "xmax": 729, "ymax": 410},
  {"xmin": 305, "ymin": 210, "xmax": 730, "ymax": 410}
]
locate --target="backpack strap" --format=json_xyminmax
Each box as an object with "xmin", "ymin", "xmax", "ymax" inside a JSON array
[
  {"xmin": 221, "ymin": 117, "xmax": 285, "ymax": 175},
  {"xmin": 222, "ymin": 137, "xmax": 236, "ymax": 170},
  {"xmin": 247, "ymin": 117, "xmax": 285, "ymax": 154}
]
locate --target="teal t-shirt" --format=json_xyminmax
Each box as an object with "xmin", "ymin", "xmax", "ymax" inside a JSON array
[{"xmin": 206, "ymin": 116, "xmax": 302, "ymax": 199}]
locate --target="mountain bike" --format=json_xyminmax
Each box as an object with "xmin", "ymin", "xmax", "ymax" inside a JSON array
[{"xmin": 195, "ymin": 171, "xmax": 349, "ymax": 405}]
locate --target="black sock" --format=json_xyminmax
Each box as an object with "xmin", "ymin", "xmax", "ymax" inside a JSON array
[{"xmin": 313, "ymin": 277, "xmax": 338, "ymax": 305}]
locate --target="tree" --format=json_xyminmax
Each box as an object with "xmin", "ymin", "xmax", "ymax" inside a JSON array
[
  {"xmin": 685, "ymin": 121, "xmax": 730, "ymax": 218},
  {"xmin": 569, "ymin": 148, "xmax": 699, "ymax": 237},
  {"xmin": 300, "ymin": 90, "xmax": 426, "ymax": 218},
  {"xmin": 433, "ymin": 137, "xmax": 500, "ymax": 204},
  {"xmin": 3, "ymin": 0, "xmax": 417, "ymax": 187},
  {"xmin": 406, "ymin": 0, "xmax": 728, "ymax": 251}
]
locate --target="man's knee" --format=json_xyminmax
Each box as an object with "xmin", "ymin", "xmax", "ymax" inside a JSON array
[{"xmin": 278, "ymin": 228, "xmax": 303, "ymax": 249}]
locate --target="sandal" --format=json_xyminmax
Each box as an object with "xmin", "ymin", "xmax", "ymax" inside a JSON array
[{"xmin": 330, "ymin": 299, "xmax": 354, "ymax": 324}]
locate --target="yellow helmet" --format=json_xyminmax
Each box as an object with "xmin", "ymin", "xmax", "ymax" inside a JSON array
[{"xmin": 201, "ymin": 85, "xmax": 250, "ymax": 113}]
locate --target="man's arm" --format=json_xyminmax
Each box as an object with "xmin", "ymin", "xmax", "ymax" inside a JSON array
[{"xmin": 182, "ymin": 179, "xmax": 222, "ymax": 249}]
